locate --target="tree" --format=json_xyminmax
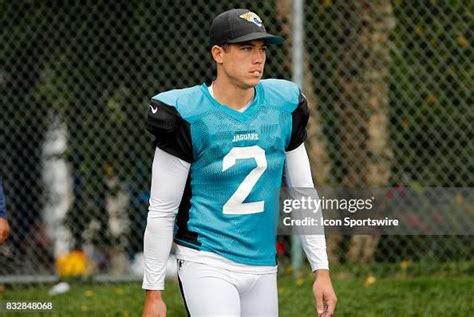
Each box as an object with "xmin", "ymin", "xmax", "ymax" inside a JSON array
[{"xmin": 334, "ymin": 0, "xmax": 395, "ymax": 262}]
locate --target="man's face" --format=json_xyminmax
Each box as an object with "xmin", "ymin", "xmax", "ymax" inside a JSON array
[{"xmin": 215, "ymin": 40, "xmax": 267, "ymax": 89}]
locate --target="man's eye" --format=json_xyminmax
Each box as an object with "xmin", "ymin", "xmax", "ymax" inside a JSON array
[{"xmin": 241, "ymin": 47, "xmax": 252, "ymax": 51}]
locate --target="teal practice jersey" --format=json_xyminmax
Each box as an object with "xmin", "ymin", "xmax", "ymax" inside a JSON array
[{"xmin": 146, "ymin": 79, "xmax": 309, "ymax": 266}]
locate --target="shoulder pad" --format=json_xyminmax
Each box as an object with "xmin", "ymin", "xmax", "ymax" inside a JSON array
[
  {"xmin": 151, "ymin": 85, "xmax": 206, "ymax": 121},
  {"xmin": 286, "ymin": 93, "xmax": 309, "ymax": 151},
  {"xmin": 260, "ymin": 79, "xmax": 300, "ymax": 112},
  {"xmin": 146, "ymin": 98, "xmax": 193, "ymax": 162}
]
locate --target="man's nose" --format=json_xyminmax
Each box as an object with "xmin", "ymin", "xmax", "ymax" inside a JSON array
[{"xmin": 253, "ymin": 50, "xmax": 265, "ymax": 64}]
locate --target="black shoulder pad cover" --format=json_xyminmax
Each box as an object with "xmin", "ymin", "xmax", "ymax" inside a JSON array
[
  {"xmin": 146, "ymin": 99, "xmax": 193, "ymax": 163},
  {"xmin": 286, "ymin": 93, "xmax": 310, "ymax": 151}
]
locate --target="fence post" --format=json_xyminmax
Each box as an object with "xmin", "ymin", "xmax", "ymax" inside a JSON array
[{"xmin": 291, "ymin": 0, "xmax": 305, "ymax": 277}]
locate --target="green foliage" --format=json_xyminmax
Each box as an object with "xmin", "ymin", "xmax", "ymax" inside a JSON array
[{"xmin": 389, "ymin": 0, "xmax": 474, "ymax": 186}]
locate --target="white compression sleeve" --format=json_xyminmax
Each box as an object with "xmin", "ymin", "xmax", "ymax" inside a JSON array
[
  {"xmin": 284, "ymin": 144, "xmax": 329, "ymax": 271},
  {"xmin": 142, "ymin": 147, "xmax": 191, "ymax": 290}
]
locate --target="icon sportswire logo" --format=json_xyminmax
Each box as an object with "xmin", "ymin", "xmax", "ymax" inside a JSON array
[{"xmin": 149, "ymin": 104, "xmax": 158, "ymax": 114}]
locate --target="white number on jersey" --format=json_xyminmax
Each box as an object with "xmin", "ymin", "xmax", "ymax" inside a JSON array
[{"xmin": 222, "ymin": 145, "xmax": 267, "ymax": 215}]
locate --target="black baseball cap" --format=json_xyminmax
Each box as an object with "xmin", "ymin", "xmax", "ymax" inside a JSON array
[{"xmin": 209, "ymin": 9, "xmax": 284, "ymax": 46}]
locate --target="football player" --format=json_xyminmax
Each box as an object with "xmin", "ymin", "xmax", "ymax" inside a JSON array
[{"xmin": 142, "ymin": 9, "xmax": 337, "ymax": 317}]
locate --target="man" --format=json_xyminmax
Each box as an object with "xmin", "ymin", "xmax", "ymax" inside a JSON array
[
  {"xmin": 0, "ymin": 178, "xmax": 10, "ymax": 245},
  {"xmin": 142, "ymin": 8, "xmax": 337, "ymax": 317}
]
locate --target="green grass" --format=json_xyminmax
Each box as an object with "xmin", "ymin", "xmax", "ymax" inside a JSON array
[
  {"xmin": 1, "ymin": 272, "xmax": 473, "ymax": 316},
  {"xmin": 282, "ymin": 275, "xmax": 473, "ymax": 317}
]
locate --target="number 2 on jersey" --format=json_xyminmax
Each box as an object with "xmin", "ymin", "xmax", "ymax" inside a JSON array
[{"xmin": 222, "ymin": 145, "xmax": 267, "ymax": 215}]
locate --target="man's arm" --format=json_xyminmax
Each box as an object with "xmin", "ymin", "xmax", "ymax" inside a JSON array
[
  {"xmin": 142, "ymin": 147, "xmax": 190, "ymax": 316},
  {"xmin": 0, "ymin": 180, "xmax": 10, "ymax": 245},
  {"xmin": 0, "ymin": 218, "xmax": 9, "ymax": 246},
  {"xmin": 284, "ymin": 144, "xmax": 337, "ymax": 317}
]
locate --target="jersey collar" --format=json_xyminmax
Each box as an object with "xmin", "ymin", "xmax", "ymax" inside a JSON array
[{"xmin": 200, "ymin": 83, "xmax": 264, "ymax": 123}]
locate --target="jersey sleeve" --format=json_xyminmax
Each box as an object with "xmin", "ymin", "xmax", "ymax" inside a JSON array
[
  {"xmin": 286, "ymin": 92, "xmax": 310, "ymax": 152},
  {"xmin": 142, "ymin": 147, "xmax": 191, "ymax": 290},
  {"xmin": 146, "ymin": 98, "xmax": 193, "ymax": 163},
  {"xmin": 284, "ymin": 144, "xmax": 329, "ymax": 271}
]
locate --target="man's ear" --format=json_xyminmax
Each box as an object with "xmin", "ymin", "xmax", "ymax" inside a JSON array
[{"xmin": 211, "ymin": 45, "xmax": 225, "ymax": 64}]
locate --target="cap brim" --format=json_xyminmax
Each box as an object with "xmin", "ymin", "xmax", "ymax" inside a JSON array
[{"xmin": 226, "ymin": 32, "xmax": 284, "ymax": 45}]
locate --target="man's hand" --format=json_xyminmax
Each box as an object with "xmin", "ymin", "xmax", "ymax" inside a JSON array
[
  {"xmin": 0, "ymin": 218, "xmax": 10, "ymax": 245},
  {"xmin": 313, "ymin": 269, "xmax": 337, "ymax": 317},
  {"xmin": 142, "ymin": 290, "xmax": 167, "ymax": 317}
]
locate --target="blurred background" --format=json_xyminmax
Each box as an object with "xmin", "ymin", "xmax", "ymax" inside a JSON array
[{"xmin": 1, "ymin": 0, "xmax": 472, "ymax": 315}]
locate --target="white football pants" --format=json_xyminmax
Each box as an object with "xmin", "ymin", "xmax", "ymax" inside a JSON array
[{"xmin": 177, "ymin": 260, "xmax": 278, "ymax": 317}]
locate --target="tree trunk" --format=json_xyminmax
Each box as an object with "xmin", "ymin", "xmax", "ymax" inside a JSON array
[{"xmin": 335, "ymin": 0, "xmax": 395, "ymax": 263}]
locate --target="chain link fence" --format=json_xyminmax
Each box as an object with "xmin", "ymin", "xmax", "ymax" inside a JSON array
[{"xmin": 1, "ymin": 0, "xmax": 473, "ymax": 289}]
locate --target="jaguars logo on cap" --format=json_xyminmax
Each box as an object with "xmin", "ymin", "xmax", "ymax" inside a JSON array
[{"xmin": 239, "ymin": 11, "xmax": 263, "ymax": 27}]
